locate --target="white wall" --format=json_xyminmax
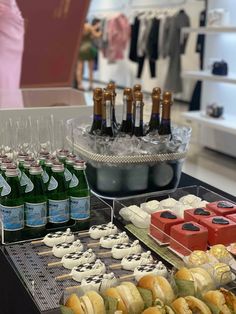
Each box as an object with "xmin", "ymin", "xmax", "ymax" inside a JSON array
[{"xmin": 85, "ymin": 0, "xmax": 204, "ymax": 101}]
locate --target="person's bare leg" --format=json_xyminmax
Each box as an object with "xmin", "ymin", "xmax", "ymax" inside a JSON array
[
  {"xmin": 76, "ymin": 60, "xmax": 84, "ymax": 90},
  {"xmin": 88, "ymin": 59, "xmax": 94, "ymax": 90}
]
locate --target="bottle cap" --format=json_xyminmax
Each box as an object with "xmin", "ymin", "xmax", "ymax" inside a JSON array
[
  {"xmin": 39, "ymin": 150, "xmax": 50, "ymax": 157},
  {"xmin": 23, "ymin": 157, "xmax": 35, "ymax": 169},
  {"xmin": 52, "ymin": 161, "xmax": 64, "ymax": 172},
  {"xmin": 123, "ymin": 88, "xmax": 133, "ymax": 100},
  {"xmin": 29, "ymin": 163, "xmax": 43, "ymax": 175},
  {"xmin": 17, "ymin": 152, "xmax": 29, "ymax": 162},
  {"xmin": 1, "ymin": 158, "xmax": 13, "ymax": 171},
  {"xmin": 162, "ymin": 91, "xmax": 172, "ymax": 103},
  {"xmin": 152, "ymin": 87, "xmax": 161, "ymax": 95},
  {"xmin": 5, "ymin": 165, "xmax": 18, "ymax": 177},
  {"xmin": 93, "ymin": 88, "xmax": 103, "ymax": 100},
  {"xmin": 45, "ymin": 157, "xmax": 56, "ymax": 167},
  {"xmin": 74, "ymin": 160, "xmax": 86, "ymax": 170},
  {"xmin": 57, "ymin": 149, "xmax": 69, "ymax": 159},
  {"xmin": 134, "ymin": 91, "xmax": 143, "ymax": 101},
  {"xmin": 107, "ymin": 82, "xmax": 116, "ymax": 91}
]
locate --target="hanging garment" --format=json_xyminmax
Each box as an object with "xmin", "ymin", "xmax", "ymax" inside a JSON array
[
  {"xmin": 164, "ymin": 10, "xmax": 190, "ymax": 93},
  {"xmin": 103, "ymin": 13, "xmax": 130, "ymax": 63},
  {"xmin": 196, "ymin": 10, "xmax": 206, "ymax": 69},
  {"xmin": 137, "ymin": 55, "xmax": 156, "ymax": 78},
  {"xmin": 137, "ymin": 17, "xmax": 153, "ymax": 58},
  {"xmin": 129, "ymin": 17, "xmax": 140, "ymax": 62},
  {"xmin": 0, "ymin": 0, "xmax": 24, "ymax": 108},
  {"xmin": 158, "ymin": 16, "xmax": 166, "ymax": 58},
  {"xmin": 162, "ymin": 16, "xmax": 172, "ymax": 58}
]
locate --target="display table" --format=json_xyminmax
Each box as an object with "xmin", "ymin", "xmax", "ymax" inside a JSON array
[{"xmin": 0, "ymin": 172, "xmax": 235, "ymax": 314}]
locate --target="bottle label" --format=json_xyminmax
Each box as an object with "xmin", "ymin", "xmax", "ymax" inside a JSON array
[
  {"xmin": 105, "ymin": 100, "xmax": 111, "ymax": 127},
  {"xmin": 42, "ymin": 170, "xmax": 49, "ymax": 184},
  {"xmin": 0, "ymin": 205, "xmax": 24, "ymax": 231},
  {"xmin": 25, "ymin": 179, "xmax": 34, "ymax": 193},
  {"xmin": 64, "ymin": 168, "xmax": 72, "ymax": 182},
  {"xmin": 135, "ymin": 102, "xmax": 141, "ymax": 127},
  {"xmin": 0, "ymin": 179, "xmax": 11, "ymax": 197},
  {"xmin": 69, "ymin": 174, "xmax": 79, "ymax": 188},
  {"xmin": 48, "ymin": 176, "xmax": 58, "ymax": 191},
  {"xmin": 48, "ymin": 199, "xmax": 69, "ymax": 223},
  {"xmin": 70, "ymin": 196, "xmax": 90, "ymax": 220},
  {"xmin": 20, "ymin": 172, "xmax": 30, "ymax": 187},
  {"xmin": 25, "ymin": 202, "xmax": 47, "ymax": 227},
  {"xmin": 122, "ymin": 97, "xmax": 127, "ymax": 121}
]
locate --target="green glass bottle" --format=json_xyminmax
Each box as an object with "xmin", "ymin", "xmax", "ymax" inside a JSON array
[
  {"xmin": 69, "ymin": 160, "xmax": 90, "ymax": 231},
  {"xmin": 20, "ymin": 157, "xmax": 35, "ymax": 192},
  {"xmin": 47, "ymin": 162, "xmax": 69, "ymax": 228},
  {"xmin": 24, "ymin": 163, "xmax": 47, "ymax": 238},
  {"xmin": 148, "ymin": 88, "xmax": 161, "ymax": 133},
  {"xmin": 64, "ymin": 155, "xmax": 76, "ymax": 187},
  {"xmin": 0, "ymin": 165, "xmax": 24, "ymax": 243},
  {"xmin": 159, "ymin": 91, "xmax": 172, "ymax": 136},
  {"xmin": 101, "ymin": 91, "xmax": 114, "ymax": 137},
  {"xmin": 42, "ymin": 156, "xmax": 56, "ymax": 188},
  {"xmin": 0, "ymin": 158, "xmax": 13, "ymax": 177},
  {"xmin": 120, "ymin": 88, "xmax": 133, "ymax": 135},
  {"xmin": 132, "ymin": 91, "xmax": 144, "ymax": 137}
]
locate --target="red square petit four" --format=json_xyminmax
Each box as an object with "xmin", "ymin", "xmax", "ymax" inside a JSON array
[
  {"xmin": 170, "ymin": 222, "xmax": 208, "ymax": 255},
  {"xmin": 226, "ymin": 213, "xmax": 236, "ymax": 223},
  {"xmin": 200, "ymin": 216, "xmax": 236, "ymax": 246},
  {"xmin": 184, "ymin": 207, "xmax": 216, "ymax": 223},
  {"xmin": 150, "ymin": 210, "xmax": 184, "ymax": 243},
  {"xmin": 206, "ymin": 201, "xmax": 236, "ymax": 216}
]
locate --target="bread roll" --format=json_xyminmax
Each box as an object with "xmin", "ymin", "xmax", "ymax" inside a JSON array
[
  {"xmin": 138, "ymin": 275, "xmax": 175, "ymax": 304},
  {"xmin": 172, "ymin": 296, "xmax": 211, "ymax": 314},
  {"xmin": 103, "ymin": 287, "xmax": 127, "ymax": 314},
  {"xmin": 203, "ymin": 290, "xmax": 231, "ymax": 314},
  {"xmin": 141, "ymin": 307, "xmax": 163, "ymax": 314},
  {"xmin": 121, "ymin": 282, "xmax": 144, "ymax": 313},
  {"xmin": 175, "ymin": 268, "xmax": 194, "ymax": 281},
  {"xmin": 190, "ymin": 267, "xmax": 215, "ymax": 293},
  {"xmin": 65, "ymin": 293, "xmax": 85, "ymax": 314},
  {"xmin": 85, "ymin": 291, "xmax": 105, "ymax": 314},
  {"xmin": 220, "ymin": 288, "xmax": 236, "ymax": 313},
  {"xmin": 172, "ymin": 297, "xmax": 192, "ymax": 314}
]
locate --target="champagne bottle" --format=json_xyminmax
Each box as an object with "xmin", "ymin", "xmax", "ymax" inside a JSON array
[
  {"xmin": 101, "ymin": 91, "xmax": 114, "ymax": 137},
  {"xmin": 159, "ymin": 91, "xmax": 172, "ymax": 136},
  {"xmin": 148, "ymin": 87, "xmax": 161, "ymax": 133},
  {"xmin": 106, "ymin": 82, "xmax": 117, "ymax": 129},
  {"xmin": 132, "ymin": 91, "xmax": 144, "ymax": 137},
  {"xmin": 0, "ymin": 165, "xmax": 24, "ymax": 243},
  {"xmin": 120, "ymin": 88, "xmax": 133, "ymax": 135},
  {"xmin": 89, "ymin": 88, "xmax": 103, "ymax": 134}
]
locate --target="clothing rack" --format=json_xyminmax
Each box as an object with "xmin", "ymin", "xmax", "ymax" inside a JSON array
[{"xmin": 131, "ymin": 0, "xmax": 187, "ymax": 9}]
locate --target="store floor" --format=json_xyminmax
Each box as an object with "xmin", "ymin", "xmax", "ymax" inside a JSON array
[{"xmin": 81, "ymin": 80, "xmax": 236, "ymax": 196}]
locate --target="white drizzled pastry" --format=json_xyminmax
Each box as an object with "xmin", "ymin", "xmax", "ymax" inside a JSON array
[
  {"xmin": 62, "ymin": 249, "xmax": 96, "ymax": 269},
  {"xmin": 134, "ymin": 262, "xmax": 168, "ymax": 281},
  {"xmin": 52, "ymin": 240, "xmax": 83, "ymax": 258},
  {"xmin": 173, "ymin": 202, "xmax": 192, "ymax": 218},
  {"xmin": 99, "ymin": 232, "xmax": 129, "ymax": 248},
  {"xmin": 140, "ymin": 200, "xmax": 160, "ymax": 214},
  {"xmin": 111, "ymin": 240, "xmax": 142, "ymax": 259},
  {"xmin": 121, "ymin": 251, "xmax": 153, "ymax": 271},
  {"xmin": 81, "ymin": 273, "xmax": 118, "ymax": 292},
  {"xmin": 159, "ymin": 198, "xmax": 178, "ymax": 210},
  {"xmin": 179, "ymin": 194, "xmax": 202, "ymax": 207},
  {"xmin": 43, "ymin": 228, "xmax": 74, "ymax": 247},
  {"xmin": 89, "ymin": 222, "xmax": 117, "ymax": 239},
  {"xmin": 119, "ymin": 205, "xmax": 150, "ymax": 228}
]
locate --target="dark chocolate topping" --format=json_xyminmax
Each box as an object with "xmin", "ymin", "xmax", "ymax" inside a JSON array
[
  {"xmin": 212, "ymin": 217, "xmax": 229, "ymax": 225},
  {"xmin": 160, "ymin": 211, "xmax": 177, "ymax": 219},
  {"xmin": 194, "ymin": 208, "xmax": 211, "ymax": 216},
  {"xmin": 182, "ymin": 223, "xmax": 200, "ymax": 231},
  {"xmin": 217, "ymin": 201, "xmax": 234, "ymax": 209}
]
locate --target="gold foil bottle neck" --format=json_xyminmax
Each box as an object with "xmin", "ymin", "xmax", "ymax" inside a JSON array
[
  {"xmin": 134, "ymin": 91, "xmax": 143, "ymax": 101},
  {"xmin": 104, "ymin": 91, "xmax": 112, "ymax": 101},
  {"xmin": 162, "ymin": 91, "xmax": 172, "ymax": 103},
  {"xmin": 93, "ymin": 87, "xmax": 103, "ymax": 100},
  {"xmin": 124, "ymin": 88, "xmax": 133, "ymax": 100},
  {"xmin": 107, "ymin": 82, "xmax": 116, "ymax": 91}
]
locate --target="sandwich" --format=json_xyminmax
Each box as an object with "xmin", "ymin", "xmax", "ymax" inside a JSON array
[
  {"xmin": 171, "ymin": 296, "xmax": 211, "ymax": 314},
  {"xmin": 203, "ymin": 289, "xmax": 236, "ymax": 314}
]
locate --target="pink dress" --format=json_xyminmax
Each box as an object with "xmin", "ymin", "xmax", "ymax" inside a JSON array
[{"xmin": 0, "ymin": 0, "xmax": 24, "ymax": 108}]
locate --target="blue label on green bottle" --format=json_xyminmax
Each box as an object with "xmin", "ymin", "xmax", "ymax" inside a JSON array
[
  {"xmin": 48, "ymin": 199, "xmax": 69, "ymax": 223},
  {"xmin": 0, "ymin": 205, "xmax": 24, "ymax": 231},
  {"xmin": 25, "ymin": 202, "xmax": 47, "ymax": 227},
  {"xmin": 70, "ymin": 196, "xmax": 90, "ymax": 220}
]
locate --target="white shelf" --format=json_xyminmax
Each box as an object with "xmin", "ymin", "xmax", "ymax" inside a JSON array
[
  {"xmin": 181, "ymin": 71, "xmax": 236, "ymax": 84},
  {"xmin": 182, "ymin": 26, "xmax": 236, "ymax": 34},
  {"xmin": 182, "ymin": 111, "xmax": 236, "ymax": 135}
]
